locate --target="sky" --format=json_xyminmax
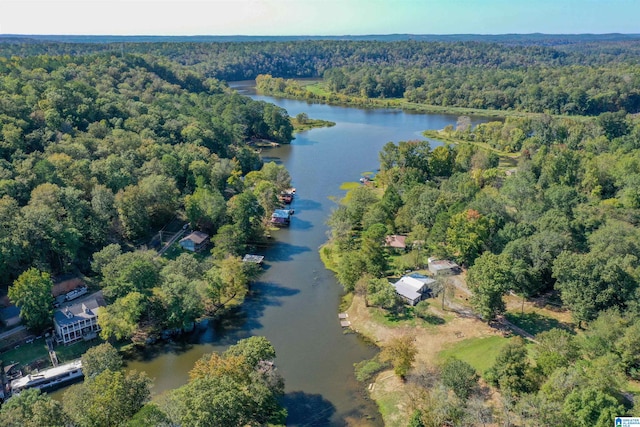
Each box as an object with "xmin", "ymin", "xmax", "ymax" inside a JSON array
[{"xmin": 0, "ymin": 0, "xmax": 638, "ymax": 36}]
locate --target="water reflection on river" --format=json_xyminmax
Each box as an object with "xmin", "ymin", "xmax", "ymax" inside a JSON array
[{"xmin": 56, "ymin": 83, "xmax": 483, "ymax": 426}]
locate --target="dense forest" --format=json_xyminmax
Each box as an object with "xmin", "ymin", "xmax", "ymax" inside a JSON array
[
  {"xmin": 1, "ymin": 38, "xmax": 640, "ymax": 116},
  {"xmin": 0, "ymin": 53, "xmax": 292, "ymax": 285}
]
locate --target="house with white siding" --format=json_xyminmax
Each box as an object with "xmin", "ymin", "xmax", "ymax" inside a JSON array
[{"xmin": 53, "ymin": 298, "xmax": 104, "ymax": 344}]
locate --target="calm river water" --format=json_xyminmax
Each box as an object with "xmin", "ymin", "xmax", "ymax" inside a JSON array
[{"xmin": 124, "ymin": 84, "xmax": 478, "ymax": 426}]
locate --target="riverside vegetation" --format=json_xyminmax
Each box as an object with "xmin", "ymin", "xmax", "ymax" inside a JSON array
[{"xmin": 322, "ymin": 112, "xmax": 640, "ymax": 426}]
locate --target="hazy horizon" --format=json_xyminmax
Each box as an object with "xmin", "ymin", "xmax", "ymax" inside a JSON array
[{"xmin": 1, "ymin": 0, "xmax": 638, "ymax": 36}]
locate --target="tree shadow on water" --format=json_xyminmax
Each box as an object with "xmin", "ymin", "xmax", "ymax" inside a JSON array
[
  {"xmin": 290, "ymin": 217, "xmax": 313, "ymax": 231},
  {"xmin": 283, "ymin": 391, "xmax": 336, "ymax": 427},
  {"xmin": 292, "ymin": 198, "xmax": 323, "ymax": 211},
  {"xmin": 267, "ymin": 242, "xmax": 312, "ymax": 261}
]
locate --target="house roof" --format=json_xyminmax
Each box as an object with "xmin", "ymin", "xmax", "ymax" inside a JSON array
[
  {"xmin": 243, "ymin": 254, "xmax": 265, "ymax": 263},
  {"xmin": 429, "ymin": 260, "xmax": 459, "ymax": 271},
  {"xmin": 393, "ymin": 274, "xmax": 435, "ymax": 303},
  {"xmin": 272, "ymin": 209, "xmax": 291, "ymax": 218},
  {"xmin": 394, "ymin": 274, "xmax": 436, "ymax": 293},
  {"xmin": 394, "ymin": 282, "xmax": 423, "ymax": 303},
  {"xmin": 385, "ymin": 235, "xmax": 407, "ymax": 249},
  {"xmin": 180, "ymin": 231, "xmax": 209, "ymax": 245},
  {"xmin": 53, "ymin": 298, "xmax": 104, "ymax": 327}
]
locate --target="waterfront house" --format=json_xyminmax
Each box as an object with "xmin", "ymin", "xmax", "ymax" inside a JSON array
[
  {"xmin": 54, "ymin": 298, "xmax": 104, "ymax": 344},
  {"xmin": 393, "ymin": 273, "xmax": 436, "ymax": 306},
  {"xmin": 179, "ymin": 231, "xmax": 210, "ymax": 252},
  {"xmin": 271, "ymin": 209, "xmax": 292, "ymax": 226}
]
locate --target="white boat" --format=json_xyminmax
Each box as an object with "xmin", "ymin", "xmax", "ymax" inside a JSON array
[{"xmin": 10, "ymin": 360, "xmax": 83, "ymax": 393}]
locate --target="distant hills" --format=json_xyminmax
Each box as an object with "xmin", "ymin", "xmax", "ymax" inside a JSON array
[{"xmin": 2, "ymin": 33, "xmax": 640, "ymax": 45}]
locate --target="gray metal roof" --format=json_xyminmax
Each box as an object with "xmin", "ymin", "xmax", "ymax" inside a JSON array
[
  {"xmin": 394, "ymin": 282, "xmax": 423, "ymax": 302},
  {"xmin": 53, "ymin": 298, "xmax": 103, "ymax": 327}
]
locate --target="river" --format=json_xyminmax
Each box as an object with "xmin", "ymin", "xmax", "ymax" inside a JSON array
[{"xmin": 82, "ymin": 84, "xmax": 480, "ymax": 426}]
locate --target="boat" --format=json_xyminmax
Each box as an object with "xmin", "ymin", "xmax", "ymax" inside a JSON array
[{"xmin": 10, "ymin": 360, "xmax": 83, "ymax": 393}]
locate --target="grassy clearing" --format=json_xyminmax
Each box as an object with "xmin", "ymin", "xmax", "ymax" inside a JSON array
[
  {"xmin": 625, "ymin": 380, "xmax": 640, "ymax": 395},
  {"xmin": 373, "ymin": 386, "xmax": 405, "ymax": 427},
  {"xmin": 422, "ymin": 130, "xmax": 520, "ymax": 161},
  {"xmin": 438, "ymin": 335, "xmax": 510, "ymax": 375},
  {"xmin": 504, "ymin": 311, "xmax": 572, "ymax": 336},
  {"xmin": 282, "ymin": 81, "xmax": 535, "ymax": 119},
  {"xmin": 301, "ymin": 82, "xmax": 333, "ymax": 97},
  {"xmin": 370, "ymin": 306, "xmax": 419, "ymax": 328},
  {"xmin": 56, "ymin": 339, "xmax": 102, "ymax": 363},
  {"xmin": 0, "ymin": 339, "xmax": 49, "ymax": 366}
]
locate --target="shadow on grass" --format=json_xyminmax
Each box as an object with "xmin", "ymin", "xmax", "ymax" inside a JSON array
[
  {"xmin": 417, "ymin": 313, "xmax": 446, "ymax": 325},
  {"xmin": 384, "ymin": 307, "xmax": 415, "ymax": 323},
  {"xmin": 505, "ymin": 311, "xmax": 574, "ymax": 336}
]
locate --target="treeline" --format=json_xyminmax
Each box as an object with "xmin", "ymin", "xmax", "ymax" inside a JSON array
[
  {"xmin": 3, "ymin": 39, "xmax": 639, "ymax": 115},
  {"xmin": 0, "ymin": 53, "xmax": 293, "ymax": 287},
  {"xmin": 258, "ymin": 63, "xmax": 640, "ymax": 115},
  {"xmin": 0, "ymin": 338, "xmax": 286, "ymax": 427}
]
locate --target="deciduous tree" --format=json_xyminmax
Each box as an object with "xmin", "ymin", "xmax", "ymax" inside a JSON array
[
  {"xmin": 8, "ymin": 268, "xmax": 54, "ymax": 332},
  {"xmin": 82, "ymin": 342, "xmax": 123, "ymax": 378}
]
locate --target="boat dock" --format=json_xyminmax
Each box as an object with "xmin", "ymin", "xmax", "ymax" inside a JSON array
[{"xmin": 339, "ymin": 313, "xmax": 351, "ymax": 327}]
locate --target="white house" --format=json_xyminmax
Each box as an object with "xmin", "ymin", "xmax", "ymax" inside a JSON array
[
  {"xmin": 393, "ymin": 273, "xmax": 436, "ymax": 306},
  {"xmin": 54, "ymin": 298, "xmax": 104, "ymax": 344}
]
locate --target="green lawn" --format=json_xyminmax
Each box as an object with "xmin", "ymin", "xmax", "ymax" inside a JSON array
[
  {"xmin": 374, "ymin": 387, "xmax": 407, "ymax": 427},
  {"xmin": 505, "ymin": 311, "xmax": 572, "ymax": 336},
  {"xmin": 55, "ymin": 339, "xmax": 102, "ymax": 363},
  {"xmin": 0, "ymin": 339, "xmax": 49, "ymax": 366},
  {"xmin": 438, "ymin": 335, "xmax": 511, "ymax": 375},
  {"xmin": 371, "ymin": 306, "xmax": 419, "ymax": 328}
]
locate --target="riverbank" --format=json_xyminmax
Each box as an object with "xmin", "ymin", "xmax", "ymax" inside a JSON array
[{"xmin": 257, "ymin": 78, "xmax": 588, "ymax": 121}]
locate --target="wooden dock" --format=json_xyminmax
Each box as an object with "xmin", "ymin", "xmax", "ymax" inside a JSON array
[{"xmin": 339, "ymin": 313, "xmax": 350, "ymax": 327}]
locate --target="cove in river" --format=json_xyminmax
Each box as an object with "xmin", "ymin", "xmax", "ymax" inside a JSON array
[{"xmin": 60, "ymin": 83, "xmax": 486, "ymax": 426}]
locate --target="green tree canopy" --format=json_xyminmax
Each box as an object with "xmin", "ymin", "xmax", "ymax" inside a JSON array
[
  {"xmin": 63, "ymin": 369, "xmax": 151, "ymax": 427},
  {"xmin": 8, "ymin": 268, "xmax": 54, "ymax": 332},
  {"xmin": 0, "ymin": 388, "xmax": 67, "ymax": 427},
  {"xmin": 81, "ymin": 342, "xmax": 124, "ymax": 378}
]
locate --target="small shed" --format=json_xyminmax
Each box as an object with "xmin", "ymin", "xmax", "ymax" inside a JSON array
[
  {"xmin": 179, "ymin": 231, "xmax": 210, "ymax": 252},
  {"xmin": 428, "ymin": 258, "xmax": 460, "ymax": 276}
]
